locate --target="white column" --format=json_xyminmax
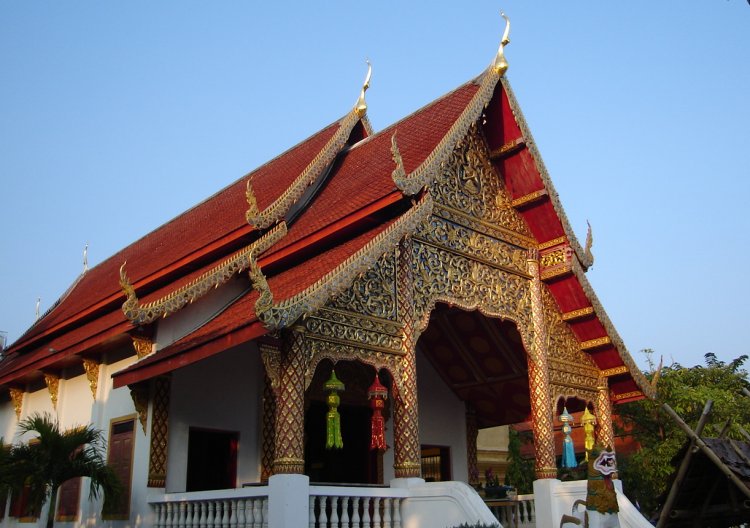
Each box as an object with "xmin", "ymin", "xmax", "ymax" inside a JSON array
[{"xmin": 268, "ymin": 474, "xmax": 310, "ymax": 528}]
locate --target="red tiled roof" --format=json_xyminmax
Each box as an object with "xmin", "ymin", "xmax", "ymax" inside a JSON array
[{"xmin": 8, "ymin": 120, "xmax": 343, "ymax": 353}]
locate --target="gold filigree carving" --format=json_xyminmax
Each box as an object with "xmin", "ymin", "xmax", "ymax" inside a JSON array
[
  {"xmin": 612, "ymin": 390, "xmax": 643, "ymax": 401},
  {"xmin": 44, "ymin": 373, "xmax": 59, "ymax": 410},
  {"xmin": 120, "ymin": 223, "xmax": 286, "ymax": 325},
  {"xmin": 273, "ymin": 330, "xmax": 308, "ymax": 475},
  {"xmin": 415, "ymin": 215, "xmax": 529, "ymax": 278},
  {"xmin": 511, "ymin": 189, "xmax": 547, "ymax": 209},
  {"xmin": 434, "ymin": 204, "xmax": 535, "ymax": 249},
  {"xmin": 562, "ymin": 306, "xmax": 595, "ymax": 322},
  {"xmin": 247, "ymin": 111, "xmax": 362, "ymax": 229},
  {"xmin": 538, "ymin": 236, "xmax": 567, "ymax": 251},
  {"xmin": 130, "ymin": 384, "xmax": 149, "ymax": 434},
  {"xmin": 250, "ymin": 223, "xmax": 289, "ymax": 315},
  {"xmin": 303, "ymin": 308, "xmax": 404, "ymax": 357},
  {"xmin": 580, "ymin": 337, "xmax": 612, "ymax": 350},
  {"xmin": 431, "ymin": 124, "xmax": 533, "ymax": 238},
  {"xmin": 601, "ymin": 366, "xmax": 629, "ymax": 377},
  {"xmin": 489, "ymin": 137, "xmax": 525, "ymax": 160},
  {"xmin": 9, "ymin": 388, "xmax": 23, "ymax": 419},
  {"xmin": 131, "ymin": 336, "xmax": 153, "ymax": 359},
  {"xmin": 260, "ymin": 342, "xmax": 281, "ymax": 391},
  {"xmin": 540, "ymin": 248, "xmax": 569, "ymax": 268},
  {"xmin": 82, "ymin": 358, "xmax": 100, "ymax": 399},
  {"xmin": 410, "ymin": 239, "xmax": 534, "ymax": 354},
  {"xmin": 329, "ymin": 251, "xmax": 398, "ymax": 320},
  {"xmin": 258, "ymin": 194, "xmax": 434, "ymax": 330}
]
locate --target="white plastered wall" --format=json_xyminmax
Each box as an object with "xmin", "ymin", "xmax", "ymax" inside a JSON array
[
  {"xmin": 416, "ymin": 348, "xmax": 469, "ymax": 483},
  {"xmin": 166, "ymin": 342, "xmax": 262, "ymax": 493}
]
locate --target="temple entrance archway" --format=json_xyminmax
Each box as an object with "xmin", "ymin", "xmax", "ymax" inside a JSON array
[{"xmin": 418, "ymin": 304, "xmax": 531, "ymax": 429}]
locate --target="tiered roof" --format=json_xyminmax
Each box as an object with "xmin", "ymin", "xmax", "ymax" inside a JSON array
[{"xmin": 0, "ymin": 52, "xmax": 652, "ymax": 404}]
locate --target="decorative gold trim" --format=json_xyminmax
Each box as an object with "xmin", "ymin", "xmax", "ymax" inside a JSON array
[
  {"xmin": 538, "ymin": 236, "xmax": 567, "ymax": 251},
  {"xmin": 354, "ymin": 60, "xmax": 372, "ymax": 118},
  {"xmin": 540, "ymin": 264, "xmax": 572, "ymax": 281},
  {"xmin": 489, "ymin": 137, "xmax": 525, "ymax": 160},
  {"xmin": 246, "ymin": 111, "xmax": 362, "ymax": 229},
  {"xmin": 9, "ymin": 387, "xmax": 23, "ymax": 419},
  {"xmin": 258, "ymin": 194, "xmax": 434, "ymax": 329},
  {"xmin": 601, "ymin": 365, "xmax": 629, "ymax": 377},
  {"xmin": 434, "ymin": 204, "xmax": 537, "ymax": 249},
  {"xmin": 612, "ymin": 390, "xmax": 643, "ymax": 401},
  {"xmin": 580, "ymin": 336, "xmax": 612, "ymax": 350},
  {"xmin": 511, "ymin": 189, "xmax": 547, "ymax": 209},
  {"xmin": 44, "ymin": 373, "xmax": 59, "ymax": 410},
  {"xmin": 148, "ymin": 377, "xmax": 170, "ymax": 487},
  {"xmin": 129, "ymin": 384, "xmax": 149, "ymax": 434},
  {"xmin": 120, "ymin": 222, "xmax": 286, "ymax": 325},
  {"xmin": 500, "ymin": 77, "xmax": 594, "ymax": 270},
  {"xmin": 569, "ymin": 259, "xmax": 655, "ymax": 399},
  {"xmin": 131, "ymin": 336, "xmax": 153, "ymax": 359},
  {"xmin": 561, "ymin": 306, "xmax": 595, "ymax": 321},
  {"xmin": 392, "ymin": 68, "xmax": 503, "ymax": 196},
  {"xmin": 82, "ymin": 358, "xmax": 100, "ymax": 399},
  {"xmin": 540, "ymin": 247, "xmax": 569, "ymax": 268},
  {"xmin": 492, "ymin": 12, "xmax": 511, "ymax": 76},
  {"xmin": 259, "ymin": 342, "xmax": 281, "ymax": 391},
  {"xmin": 250, "ymin": 222, "xmax": 288, "ymax": 315}
]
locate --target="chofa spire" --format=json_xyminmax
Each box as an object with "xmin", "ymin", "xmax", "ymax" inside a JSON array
[
  {"xmin": 492, "ymin": 11, "xmax": 511, "ymax": 76},
  {"xmin": 354, "ymin": 59, "xmax": 372, "ymax": 118}
]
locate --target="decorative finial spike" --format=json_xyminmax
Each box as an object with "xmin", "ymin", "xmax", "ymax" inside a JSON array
[
  {"xmin": 584, "ymin": 220, "xmax": 594, "ymax": 265},
  {"xmin": 35, "ymin": 297, "xmax": 41, "ymax": 321},
  {"xmin": 83, "ymin": 242, "xmax": 89, "ymax": 272},
  {"xmin": 492, "ymin": 11, "xmax": 511, "ymax": 76},
  {"xmin": 355, "ymin": 59, "xmax": 372, "ymax": 117}
]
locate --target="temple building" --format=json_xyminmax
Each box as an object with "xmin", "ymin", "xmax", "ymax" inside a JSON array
[{"xmin": 0, "ymin": 19, "xmax": 654, "ymax": 528}]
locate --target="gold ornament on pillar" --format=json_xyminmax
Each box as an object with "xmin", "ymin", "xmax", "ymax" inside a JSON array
[
  {"xmin": 9, "ymin": 388, "xmax": 24, "ymax": 419},
  {"xmin": 82, "ymin": 358, "xmax": 100, "ymax": 399},
  {"xmin": 44, "ymin": 373, "xmax": 60, "ymax": 410}
]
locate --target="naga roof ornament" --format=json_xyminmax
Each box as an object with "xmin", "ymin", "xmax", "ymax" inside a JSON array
[
  {"xmin": 119, "ymin": 222, "xmax": 287, "ymax": 326},
  {"xmin": 245, "ymin": 61, "xmax": 374, "ymax": 230},
  {"xmin": 391, "ymin": 11, "xmax": 511, "ymax": 196}
]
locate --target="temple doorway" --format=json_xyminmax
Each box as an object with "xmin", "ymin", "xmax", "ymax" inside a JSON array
[
  {"xmin": 186, "ymin": 428, "xmax": 238, "ymax": 492},
  {"xmin": 304, "ymin": 360, "xmax": 386, "ymax": 484}
]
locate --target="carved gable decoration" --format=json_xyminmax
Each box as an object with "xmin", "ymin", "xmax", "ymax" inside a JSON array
[{"xmin": 430, "ymin": 123, "xmax": 532, "ymax": 238}]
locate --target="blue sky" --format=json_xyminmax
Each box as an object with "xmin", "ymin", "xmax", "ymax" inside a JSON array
[{"xmin": 1, "ymin": 2, "xmax": 748, "ymax": 370}]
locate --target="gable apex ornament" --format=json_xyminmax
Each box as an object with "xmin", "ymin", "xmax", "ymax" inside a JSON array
[
  {"xmin": 492, "ymin": 11, "xmax": 511, "ymax": 76},
  {"xmin": 354, "ymin": 60, "xmax": 372, "ymax": 118}
]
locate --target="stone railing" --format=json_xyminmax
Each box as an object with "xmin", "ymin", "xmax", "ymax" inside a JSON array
[
  {"xmin": 150, "ymin": 486, "xmax": 269, "ymax": 528},
  {"xmin": 486, "ymin": 494, "xmax": 536, "ymax": 528},
  {"xmin": 309, "ymin": 484, "xmax": 408, "ymax": 528}
]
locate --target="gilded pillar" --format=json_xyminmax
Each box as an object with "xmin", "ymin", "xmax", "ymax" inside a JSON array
[
  {"xmin": 393, "ymin": 238, "xmax": 421, "ymax": 478},
  {"xmin": 526, "ymin": 249, "xmax": 557, "ymax": 479},
  {"xmin": 148, "ymin": 376, "xmax": 171, "ymax": 487},
  {"xmin": 261, "ymin": 374, "xmax": 276, "ymax": 482},
  {"xmin": 595, "ymin": 379, "xmax": 615, "ymax": 451},
  {"xmin": 272, "ymin": 328, "xmax": 307, "ymax": 475},
  {"xmin": 466, "ymin": 403, "xmax": 479, "ymax": 487}
]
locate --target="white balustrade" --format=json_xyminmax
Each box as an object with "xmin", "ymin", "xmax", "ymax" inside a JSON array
[
  {"xmin": 308, "ymin": 486, "xmax": 407, "ymax": 528},
  {"xmin": 486, "ymin": 494, "xmax": 536, "ymax": 528},
  {"xmin": 150, "ymin": 488, "xmax": 269, "ymax": 528}
]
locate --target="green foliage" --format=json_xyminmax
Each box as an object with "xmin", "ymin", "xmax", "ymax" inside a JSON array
[
  {"xmin": 2, "ymin": 413, "xmax": 121, "ymax": 528},
  {"xmin": 617, "ymin": 351, "xmax": 750, "ymax": 517},
  {"xmin": 503, "ymin": 427, "xmax": 535, "ymax": 494}
]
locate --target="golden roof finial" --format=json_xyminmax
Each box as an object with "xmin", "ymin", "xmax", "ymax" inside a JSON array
[
  {"xmin": 492, "ymin": 11, "xmax": 511, "ymax": 76},
  {"xmin": 354, "ymin": 59, "xmax": 372, "ymax": 117}
]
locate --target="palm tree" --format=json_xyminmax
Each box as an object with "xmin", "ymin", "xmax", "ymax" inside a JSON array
[{"xmin": 5, "ymin": 412, "xmax": 120, "ymax": 528}]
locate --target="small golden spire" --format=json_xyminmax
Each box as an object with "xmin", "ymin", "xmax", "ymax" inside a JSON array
[
  {"xmin": 492, "ymin": 11, "xmax": 511, "ymax": 76},
  {"xmin": 354, "ymin": 60, "xmax": 372, "ymax": 117}
]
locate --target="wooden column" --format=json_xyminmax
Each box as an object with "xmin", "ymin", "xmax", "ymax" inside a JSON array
[
  {"xmin": 595, "ymin": 379, "xmax": 615, "ymax": 451},
  {"xmin": 393, "ymin": 238, "xmax": 421, "ymax": 478},
  {"xmin": 526, "ymin": 249, "xmax": 557, "ymax": 479},
  {"xmin": 272, "ymin": 328, "xmax": 307, "ymax": 475},
  {"xmin": 466, "ymin": 403, "xmax": 479, "ymax": 487}
]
